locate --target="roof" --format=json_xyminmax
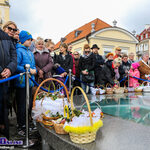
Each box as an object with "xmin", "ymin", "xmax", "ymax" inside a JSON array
[{"xmin": 54, "ymin": 18, "xmax": 111, "ymax": 50}]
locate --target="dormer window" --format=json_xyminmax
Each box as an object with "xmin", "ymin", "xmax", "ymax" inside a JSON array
[{"xmin": 75, "ymin": 30, "xmax": 82, "ymax": 37}]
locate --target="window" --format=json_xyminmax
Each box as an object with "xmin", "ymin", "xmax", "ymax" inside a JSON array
[
  {"xmin": 141, "ymin": 35, "xmax": 143, "ymax": 40},
  {"xmin": 144, "ymin": 43, "xmax": 148, "ymax": 51},
  {"xmin": 146, "ymin": 33, "xmax": 148, "ymax": 39},
  {"xmin": 119, "ymin": 47, "xmax": 129, "ymax": 55},
  {"xmin": 102, "ymin": 45, "xmax": 114, "ymax": 56}
]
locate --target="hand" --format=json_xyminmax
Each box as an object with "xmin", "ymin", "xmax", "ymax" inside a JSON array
[
  {"xmin": 82, "ymin": 70, "xmax": 88, "ymax": 75},
  {"xmin": 30, "ymin": 69, "xmax": 36, "ymax": 75},
  {"xmin": 38, "ymin": 70, "xmax": 44, "ymax": 78},
  {"xmin": 1, "ymin": 68, "xmax": 11, "ymax": 78},
  {"xmin": 60, "ymin": 72, "xmax": 67, "ymax": 77}
]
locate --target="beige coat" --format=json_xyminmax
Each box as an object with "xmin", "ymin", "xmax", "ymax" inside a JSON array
[{"xmin": 138, "ymin": 60, "xmax": 150, "ymax": 83}]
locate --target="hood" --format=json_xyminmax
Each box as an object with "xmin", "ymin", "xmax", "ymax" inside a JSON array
[{"xmin": 16, "ymin": 43, "xmax": 28, "ymax": 50}]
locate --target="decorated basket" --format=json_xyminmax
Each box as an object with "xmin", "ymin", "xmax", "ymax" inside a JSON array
[
  {"xmin": 33, "ymin": 78, "xmax": 70, "ymax": 122},
  {"xmin": 53, "ymin": 105, "xmax": 70, "ymax": 135},
  {"xmin": 142, "ymin": 81, "xmax": 150, "ymax": 92},
  {"xmin": 64, "ymin": 86, "xmax": 103, "ymax": 144},
  {"xmin": 106, "ymin": 83, "xmax": 114, "ymax": 94},
  {"xmin": 114, "ymin": 81, "xmax": 124, "ymax": 94}
]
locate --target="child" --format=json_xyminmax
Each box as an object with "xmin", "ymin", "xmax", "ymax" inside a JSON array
[
  {"xmin": 129, "ymin": 62, "xmax": 140, "ymax": 88},
  {"xmin": 15, "ymin": 31, "xmax": 37, "ymax": 136}
]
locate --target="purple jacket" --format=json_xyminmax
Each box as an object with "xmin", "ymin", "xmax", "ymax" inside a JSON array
[{"xmin": 33, "ymin": 49, "xmax": 54, "ymax": 81}]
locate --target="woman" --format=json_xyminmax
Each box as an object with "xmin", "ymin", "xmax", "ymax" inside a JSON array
[
  {"xmin": 55, "ymin": 43, "xmax": 73, "ymax": 77},
  {"xmin": 33, "ymin": 37, "xmax": 53, "ymax": 83},
  {"xmin": 79, "ymin": 44, "xmax": 95, "ymax": 93},
  {"xmin": 100, "ymin": 58, "xmax": 122, "ymax": 87},
  {"xmin": 2, "ymin": 21, "xmax": 18, "ymax": 46},
  {"xmin": 45, "ymin": 40, "xmax": 56, "ymax": 62}
]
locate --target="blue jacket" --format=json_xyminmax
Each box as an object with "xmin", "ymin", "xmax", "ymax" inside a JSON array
[{"xmin": 15, "ymin": 43, "xmax": 36, "ymax": 88}]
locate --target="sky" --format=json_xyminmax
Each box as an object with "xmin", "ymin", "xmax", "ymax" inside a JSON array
[{"xmin": 10, "ymin": 0, "xmax": 150, "ymax": 43}]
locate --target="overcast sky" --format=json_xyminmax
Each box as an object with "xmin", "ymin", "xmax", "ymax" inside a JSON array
[{"xmin": 10, "ymin": 0, "xmax": 150, "ymax": 43}]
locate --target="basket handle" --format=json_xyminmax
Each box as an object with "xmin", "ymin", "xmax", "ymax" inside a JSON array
[
  {"xmin": 71, "ymin": 86, "xmax": 93, "ymax": 126},
  {"xmin": 64, "ymin": 105, "xmax": 70, "ymax": 119},
  {"xmin": 33, "ymin": 78, "xmax": 70, "ymax": 109},
  {"xmin": 106, "ymin": 83, "xmax": 113, "ymax": 88},
  {"xmin": 48, "ymin": 81, "xmax": 56, "ymax": 92}
]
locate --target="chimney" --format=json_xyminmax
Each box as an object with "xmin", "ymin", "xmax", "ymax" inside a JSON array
[
  {"xmin": 91, "ymin": 23, "xmax": 95, "ymax": 33},
  {"xmin": 60, "ymin": 37, "xmax": 66, "ymax": 44},
  {"xmin": 145, "ymin": 24, "xmax": 150, "ymax": 30},
  {"xmin": 113, "ymin": 20, "xmax": 117, "ymax": 27},
  {"xmin": 132, "ymin": 30, "xmax": 136, "ymax": 36}
]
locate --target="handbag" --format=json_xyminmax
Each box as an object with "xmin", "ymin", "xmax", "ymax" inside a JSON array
[{"xmin": 82, "ymin": 71, "xmax": 94, "ymax": 83}]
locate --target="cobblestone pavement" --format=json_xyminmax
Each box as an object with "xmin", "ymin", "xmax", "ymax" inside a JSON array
[{"xmin": 0, "ymin": 109, "xmax": 42, "ymax": 150}]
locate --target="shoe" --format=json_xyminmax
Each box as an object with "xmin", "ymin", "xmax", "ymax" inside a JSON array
[{"xmin": 18, "ymin": 129, "xmax": 25, "ymax": 137}]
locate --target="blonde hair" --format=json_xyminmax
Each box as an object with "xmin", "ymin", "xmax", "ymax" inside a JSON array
[
  {"xmin": 2, "ymin": 21, "xmax": 17, "ymax": 31},
  {"xmin": 45, "ymin": 40, "xmax": 55, "ymax": 48},
  {"xmin": 35, "ymin": 37, "xmax": 44, "ymax": 45}
]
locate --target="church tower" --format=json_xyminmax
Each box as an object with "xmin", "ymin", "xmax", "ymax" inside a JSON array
[{"xmin": 0, "ymin": 0, "xmax": 10, "ymax": 27}]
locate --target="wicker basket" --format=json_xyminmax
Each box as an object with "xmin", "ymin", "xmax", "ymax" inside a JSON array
[
  {"xmin": 69, "ymin": 86, "xmax": 100, "ymax": 144},
  {"xmin": 114, "ymin": 81, "xmax": 124, "ymax": 94},
  {"xmin": 33, "ymin": 78, "xmax": 70, "ymax": 121},
  {"xmin": 42, "ymin": 120, "xmax": 54, "ymax": 129},
  {"xmin": 106, "ymin": 83, "xmax": 114, "ymax": 94},
  {"xmin": 54, "ymin": 123, "xmax": 68, "ymax": 134}
]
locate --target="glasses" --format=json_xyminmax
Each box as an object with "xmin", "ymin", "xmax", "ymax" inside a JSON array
[
  {"xmin": 85, "ymin": 51, "xmax": 90, "ymax": 54},
  {"xmin": 7, "ymin": 26, "xmax": 18, "ymax": 32},
  {"xmin": 74, "ymin": 53, "xmax": 79, "ymax": 55}
]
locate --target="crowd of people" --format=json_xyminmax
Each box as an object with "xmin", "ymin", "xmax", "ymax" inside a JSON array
[{"xmin": 1, "ymin": 20, "xmax": 150, "ymax": 139}]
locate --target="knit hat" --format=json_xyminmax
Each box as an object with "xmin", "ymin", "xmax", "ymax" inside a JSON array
[
  {"xmin": 132, "ymin": 62, "xmax": 140, "ymax": 69},
  {"xmin": 19, "ymin": 30, "xmax": 32, "ymax": 44}
]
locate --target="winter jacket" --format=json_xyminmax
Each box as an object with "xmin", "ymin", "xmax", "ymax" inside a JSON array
[
  {"xmin": 55, "ymin": 53, "xmax": 73, "ymax": 73},
  {"xmin": 0, "ymin": 29, "xmax": 17, "ymax": 74},
  {"xmin": 99, "ymin": 60, "xmax": 115, "ymax": 86},
  {"xmin": 79, "ymin": 53, "xmax": 95, "ymax": 72},
  {"xmin": 129, "ymin": 68, "xmax": 140, "ymax": 88},
  {"xmin": 119, "ymin": 61, "xmax": 131, "ymax": 82},
  {"xmin": 93, "ymin": 53, "xmax": 104, "ymax": 75},
  {"xmin": 15, "ymin": 43, "xmax": 36, "ymax": 88},
  {"xmin": 33, "ymin": 49, "xmax": 53, "ymax": 81}
]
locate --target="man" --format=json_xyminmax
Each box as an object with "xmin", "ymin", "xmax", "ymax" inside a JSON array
[
  {"xmin": 128, "ymin": 52, "xmax": 135, "ymax": 65},
  {"xmin": 91, "ymin": 44, "xmax": 104, "ymax": 84},
  {"xmin": 114, "ymin": 47, "xmax": 122, "ymax": 59},
  {"xmin": 138, "ymin": 52, "xmax": 150, "ymax": 83},
  {"xmin": 0, "ymin": 29, "xmax": 17, "ymax": 138},
  {"xmin": 99, "ymin": 57, "xmax": 122, "ymax": 86}
]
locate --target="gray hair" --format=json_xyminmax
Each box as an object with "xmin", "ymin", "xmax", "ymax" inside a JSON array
[{"xmin": 141, "ymin": 52, "xmax": 149, "ymax": 59}]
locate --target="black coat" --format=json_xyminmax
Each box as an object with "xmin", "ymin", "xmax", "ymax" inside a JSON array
[
  {"xmin": 79, "ymin": 53, "xmax": 95, "ymax": 72},
  {"xmin": 93, "ymin": 53, "xmax": 104, "ymax": 74},
  {"xmin": 55, "ymin": 53, "xmax": 73, "ymax": 73},
  {"xmin": 119, "ymin": 61, "xmax": 131, "ymax": 81},
  {"xmin": 0, "ymin": 29, "xmax": 17, "ymax": 74},
  {"xmin": 99, "ymin": 60, "xmax": 115, "ymax": 86}
]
